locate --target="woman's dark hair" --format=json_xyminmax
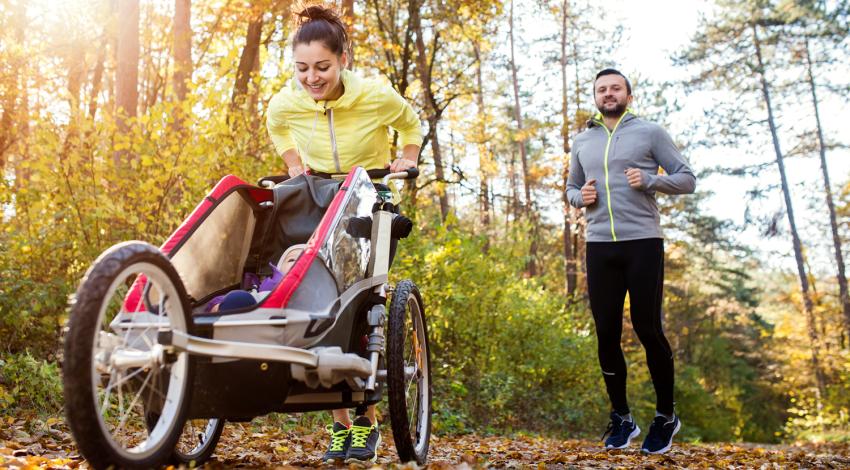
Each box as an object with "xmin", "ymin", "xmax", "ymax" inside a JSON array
[{"xmin": 292, "ymin": 4, "xmax": 350, "ymax": 57}]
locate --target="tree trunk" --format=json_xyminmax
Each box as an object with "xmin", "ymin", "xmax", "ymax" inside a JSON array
[
  {"xmin": 115, "ymin": 0, "xmax": 140, "ymax": 164},
  {"xmin": 231, "ymin": 11, "xmax": 263, "ymax": 111},
  {"xmin": 805, "ymin": 38, "xmax": 850, "ymax": 344},
  {"xmin": 14, "ymin": 0, "xmax": 28, "ymax": 178},
  {"xmin": 342, "ymin": 0, "xmax": 354, "ymax": 68},
  {"xmin": 509, "ymin": 0, "xmax": 537, "ymax": 276},
  {"xmin": 508, "ymin": 0, "xmax": 531, "ymax": 210},
  {"xmin": 559, "ymin": 0, "xmax": 575, "ymax": 295},
  {"xmin": 88, "ymin": 46, "xmax": 106, "ymax": 119},
  {"xmin": 0, "ymin": 78, "xmax": 15, "ymax": 171},
  {"xmin": 411, "ymin": 1, "xmax": 449, "ymax": 222},
  {"xmin": 0, "ymin": 0, "xmax": 28, "ymax": 171},
  {"xmin": 509, "ymin": 146, "xmax": 520, "ymax": 222},
  {"xmin": 173, "ymin": 0, "xmax": 192, "ymax": 102},
  {"xmin": 427, "ymin": 116, "xmax": 448, "ymax": 221},
  {"xmin": 67, "ymin": 44, "xmax": 86, "ymax": 117},
  {"xmin": 247, "ymin": 40, "xmax": 262, "ymax": 158},
  {"xmin": 473, "ymin": 42, "xmax": 490, "ymax": 231},
  {"xmin": 753, "ymin": 24, "xmax": 826, "ymax": 395}
]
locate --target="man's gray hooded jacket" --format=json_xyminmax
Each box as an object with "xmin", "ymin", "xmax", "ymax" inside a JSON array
[{"xmin": 566, "ymin": 111, "xmax": 696, "ymax": 242}]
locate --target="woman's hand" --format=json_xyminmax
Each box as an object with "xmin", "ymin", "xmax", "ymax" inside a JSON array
[
  {"xmin": 283, "ymin": 148, "xmax": 306, "ymax": 178},
  {"xmin": 388, "ymin": 158, "xmax": 416, "ymax": 173},
  {"xmin": 288, "ymin": 165, "xmax": 306, "ymax": 178}
]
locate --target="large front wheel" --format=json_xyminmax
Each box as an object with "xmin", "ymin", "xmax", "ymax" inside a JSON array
[
  {"xmin": 386, "ymin": 280, "xmax": 431, "ymax": 464},
  {"xmin": 63, "ymin": 242, "xmax": 193, "ymax": 470}
]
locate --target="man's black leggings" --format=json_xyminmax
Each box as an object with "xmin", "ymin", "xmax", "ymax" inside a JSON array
[{"xmin": 586, "ymin": 238, "xmax": 674, "ymax": 416}]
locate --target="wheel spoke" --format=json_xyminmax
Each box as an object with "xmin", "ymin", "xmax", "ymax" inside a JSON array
[
  {"xmin": 408, "ymin": 384, "xmax": 418, "ymax": 430},
  {"xmin": 100, "ymin": 367, "xmax": 146, "ymax": 414},
  {"xmin": 405, "ymin": 366, "xmax": 417, "ymax": 396},
  {"xmin": 116, "ymin": 368, "xmax": 154, "ymax": 432},
  {"xmin": 99, "ymin": 372, "xmax": 118, "ymax": 416},
  {"xmin": 116, "ymin": 377, "xmax": 125, "ymax": 424},
  {"xmin": 143, "ymin": 372, "xmax": 170, "ymax": 403}
]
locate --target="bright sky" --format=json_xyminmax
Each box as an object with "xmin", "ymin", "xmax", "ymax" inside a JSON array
[{"xmin": 607, "ymin": 0, "xmax": 850, "ymax": 275}]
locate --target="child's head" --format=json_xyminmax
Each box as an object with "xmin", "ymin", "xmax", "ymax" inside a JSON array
[{"xmin": 278, "ymin": 244, "xmax": 307, "ymax": 274}]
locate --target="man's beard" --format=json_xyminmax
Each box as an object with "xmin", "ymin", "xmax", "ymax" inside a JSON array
[{"xmin": 598, "ymin": 101, "xmax": 627, "ymax": 118}]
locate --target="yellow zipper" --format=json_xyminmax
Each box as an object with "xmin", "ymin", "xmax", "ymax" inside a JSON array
[{"xmin": 599, "ymin": 112, "xmax": 628, "ymax": 241}]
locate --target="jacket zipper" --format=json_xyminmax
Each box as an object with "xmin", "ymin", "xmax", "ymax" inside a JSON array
[
  {"xmin": 599, "ymin": 112, "xmax": 628, "ymax": 242},
  {"xmin": 325, "ymin": 104, "xmax": 341, "ymax": 173}
]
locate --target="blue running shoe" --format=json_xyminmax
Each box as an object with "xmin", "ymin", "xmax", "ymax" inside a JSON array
[
  {"xmin": 641, "ymin": 414, "xmax": 681, "ymax": 454},
  {"xmin": 603, "ymin": 412, "xmax": 640, "ymax": 450}
]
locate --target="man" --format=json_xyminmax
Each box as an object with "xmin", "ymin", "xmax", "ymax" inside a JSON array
[{"xmin": 566, "ymin": 69, "xmax": 696, "ymax": 454}]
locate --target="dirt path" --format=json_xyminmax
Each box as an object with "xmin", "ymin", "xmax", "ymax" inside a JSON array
[{"xmin": 2, "ymin": 418, "xmax": 849, "ymax": 468}]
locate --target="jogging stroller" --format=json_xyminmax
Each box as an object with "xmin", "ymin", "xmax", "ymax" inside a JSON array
[{"xmin": 62, "ymin": 167, "xmax": 431, "ymax": 469}]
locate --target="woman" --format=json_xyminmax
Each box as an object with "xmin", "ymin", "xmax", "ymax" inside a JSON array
[{"xmin": 266, "ymin": 4, "xmax": 421, "ymax": 465}]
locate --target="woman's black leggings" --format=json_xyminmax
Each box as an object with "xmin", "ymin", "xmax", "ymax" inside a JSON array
[{"xmin": 586, "ymin": 238, "xmax": 674, "ymax": 416}]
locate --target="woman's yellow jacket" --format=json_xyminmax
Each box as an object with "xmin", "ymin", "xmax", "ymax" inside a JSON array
[{"xmin": 267, "ymin": 70, "xmax": 422, "ymax": 173}]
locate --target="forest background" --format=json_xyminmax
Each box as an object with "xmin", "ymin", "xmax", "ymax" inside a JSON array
[{"xmin": 1, "ymin": 0, "xmax": 849, "ymax": 445}]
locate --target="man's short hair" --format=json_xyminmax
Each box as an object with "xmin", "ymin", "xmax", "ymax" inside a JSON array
[{"xmin": 595, "ymin": 68, "xmax": 632, "ymax": 95}]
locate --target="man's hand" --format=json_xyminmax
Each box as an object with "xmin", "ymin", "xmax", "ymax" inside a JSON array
[
  {"xmin": 388, "ymin": 158, "xmax": 416, "ymax": 173},
  {"xmin": 581, "ymin": 179, "xmax": 598, "ymax": 206},
  {"xmin": 625, "ymin": 168, "xmax": 645, "ymax": 190},
  {"xmin": 288, "ymin": 165, "xmax": 306, "ymax": 178}
]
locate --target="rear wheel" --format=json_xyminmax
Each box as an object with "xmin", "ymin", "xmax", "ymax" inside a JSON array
[
  {"xmin": 173, "ymin": 418, "xmax": 224, "ymax": 465},
  {"xmin": 63, "ymin": 242, "xmax": 193, "ymax": 470},
  {"xmin": 386, "ymin": 280, "xmax": 431, "ymax": 464}
]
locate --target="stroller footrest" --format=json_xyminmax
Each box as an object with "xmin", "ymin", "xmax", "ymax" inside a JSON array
[
  {"xmin": 291, "ymin": 347, "xmax": 372, "ymax": 389},
  {"xmin": 169, "ymin": 330, "xmax": 319, "ymax": 367}
]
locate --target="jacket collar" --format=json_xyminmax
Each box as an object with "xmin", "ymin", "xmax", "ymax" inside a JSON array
[{"xmin": 587, "ymin": 109, "xmax": 636, "ymax": 129}]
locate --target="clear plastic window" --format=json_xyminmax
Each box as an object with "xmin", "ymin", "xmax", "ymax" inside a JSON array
[{"xmin": 318, "ymin": 169, "xmax": 376, "ymax": 292}]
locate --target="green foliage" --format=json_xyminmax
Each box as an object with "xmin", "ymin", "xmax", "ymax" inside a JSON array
[
  {"xmin": 0, "ymin": 91, "xmax": 280, "ymax": 357},
  {"xmin": 0, "ymin": 353, "xmax": 63, "ymax": 415},
  {"xmin": 392, "ymin": 219, "xmax": 608, "ymax": 436}
]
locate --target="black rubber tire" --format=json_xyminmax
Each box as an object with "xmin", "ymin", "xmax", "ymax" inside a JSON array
[
  {"xmin": 172, "ymin": 418, "xmax": 224, "ymax": 465},
  {"xmin": 386, "ymin": 280, "xmax": 432, "ymax": 464},
  {"xmin": 63, "ymin": 241, "xmax": 193, "ymax": 470}
]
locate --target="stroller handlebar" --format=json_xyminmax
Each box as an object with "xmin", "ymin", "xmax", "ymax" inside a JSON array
[
  {"xmin": 372, "ymin": 168, "xmax": 419, "ymax": 185},
  {"xmin": 257, "ymin": 168, "xmax": 419, "ymax": 188}
]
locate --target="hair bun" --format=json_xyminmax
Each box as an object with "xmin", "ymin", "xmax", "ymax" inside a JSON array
[{"xmin": 295, "ymin": 4, "xmax": 341, "ymax": 26}]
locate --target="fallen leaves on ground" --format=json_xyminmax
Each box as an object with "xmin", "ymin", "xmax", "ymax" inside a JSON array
[{"xmin": 1, "ymin": 416, "xmax": 849, "ymax": 469}]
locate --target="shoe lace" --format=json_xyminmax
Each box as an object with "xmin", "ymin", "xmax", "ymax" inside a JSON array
[
  {"xmin": 326, "ymin": 425, "xmax": 349, "ymax": 452},
  {"xmin": 646, "ymin": 416, "xmax": 668, "ymax": 440},
  {"xmin": 349, "ymin": 423, "xmax": 374, "ymax": 448},
  {"xmin": 601, "ymin": 419, "xmax": 619, "ymax": 441}
]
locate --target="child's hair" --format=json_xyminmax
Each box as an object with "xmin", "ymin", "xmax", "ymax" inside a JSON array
[{"xmin": 292, "ymin": 4, "xmax": 350, "ymax": 57}]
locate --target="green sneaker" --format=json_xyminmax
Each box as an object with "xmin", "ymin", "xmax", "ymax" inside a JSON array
[
  {"xmin": 345, "ymin": 415, "xmax": 381, "ymax": 463},
  {"xmin": 322, "ymin": 422, "xmax": 351, "ymax": 464}
]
